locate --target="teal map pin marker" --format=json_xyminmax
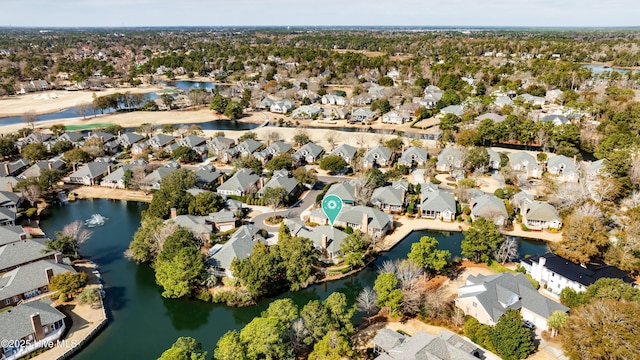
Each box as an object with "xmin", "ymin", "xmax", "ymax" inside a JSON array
[{"xmin": 322, "ymin": 194, "xmax": 343, "ymax": 227}]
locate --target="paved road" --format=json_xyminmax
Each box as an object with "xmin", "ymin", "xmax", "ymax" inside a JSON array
[{"xmin": 250, "ymin": 186, "xmax": 322, "ymax": 232}]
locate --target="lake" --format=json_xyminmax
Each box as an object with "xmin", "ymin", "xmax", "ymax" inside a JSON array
[
  {"xmin": 581, "ymin": 63, "xmax": 639, "ymax": 75},
  {"xmin": 39, "ymin": 199, "xmax": 548, "ymax": 359}
]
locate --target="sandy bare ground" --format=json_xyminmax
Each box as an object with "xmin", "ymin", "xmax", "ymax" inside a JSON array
[{"xmin": 0, "ymin": 86, "xmax": 162, "ymax": 117}]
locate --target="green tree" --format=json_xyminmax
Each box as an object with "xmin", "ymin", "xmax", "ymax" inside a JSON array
[
  {"xmin": 370, "ymin": 99, "xmax": 391, "ymax": 114},
  {"xmin": 462, "ymin": 218, "xmax": 504, "ymax": 263},
  {"xmin": 77, "ymin": 287, "xmax": 101, "ymax": 306},
  {"xmin": 145, "ymin": 169, "xmax": 196, "ymax": 219},
  {"xmin": 214, "ymin": 331, "xmax": 246, "ymax": 360},
  {"xmin": 464, "ymin": 146, "xmax": 490, "ymax": 172},
  {"xmin": 547, "ymin": 310, "xmax": 568, "ymax": 337},
  {"xmin": 293, "ymin": 132, "xmax": 311, "ymax": 147},
  {"xmin": 407, "ymin": 236, "xmax": 451, "ymax": 274},
  {"xmin": 384, "ymin": 137, "xmax": 404, "ymax": 153},
  {"xmin": 232, "ymin": 155, "xmax": 262, "ymax": 175},
  {"xmin": 232, "ymin": 242, "xmax": 283, "ymax": 297},
  {"xmin": 155, "ymin": 246, "xmax": 204, "ymax": 298},
  {"xmin": 64, "ymin": 148, "xmax": 92, "ymax": 164},
  {"xmin": 292, "ymin": 167, "xmax": 317, "ymax": 186},
  {"xmin": 439, "ymin": 113, "xmax": 462, "ymax": 131},
  {"xmin": 223, "ymin": 101, "xmax": 244, "ymax": 119},
  {"xmin": 278, "ymin": 235, "xmax": 318, "ymax": 290},
  {"xmin": 188, "ymin": 192, "xmax": 225, "ymax": 216},
  {"xmin": 261, "ymin": 298, "xmax": 299, "ymax": 328},
  {"xmin": 50, "ymin": 124, "xmax": 66, "ymax": 137},
  {"xmin": 158, "ymin": 337, "xmax": 207, "ymax": 360},
  {"xmin": 0, "ymin": 137, "xmax": 17, "ymax": 158},
  {"xmin": 237, "ymin": 131, "xmax": 258, "ymax": 142},
  {"xmin": 161, "ymin": 124, "xmax": 178, "ymax": 135},
  {"xmin": 339, "ymin": 232, "xmax": 369, "ymax": 269},
  {"xmin": 266, "ymin": 153, "xmax": 294, "ymax": 172},
  {"xmin": 319, "ymin": 155, "xmax": 347, "ymax": 173},
  {"xmin": 239, "ymin": 317, "xmax": 289, "ymax": 360},
  {"xmin": 171, "ymin": 146, "xmax": 199, "ymax": 163},
  {"xmin": 51, "ymin": 140, "xmax": 74, "ymax": 155},
  {"xmin": 490, "ymin": 309, "xmax": 536, "ymax": 360},
  {"xmin": 263, "ymin": 186, "xmax": 287, "ymax": 217},
  {"xmin": 49, "ymin": 272, "xmax": 88, "ymax": 300},
  {"xmin": 308, "ymin": 332, "xmax": 353, "ymax": 360},
  {"xmin": 550, "ymin": 212, "xmax": 609, "ymax": 265},
  {"xmin": 21, "ymin": 143, "xmax": 48, "ymax": 161},
  {"xmin": 210, "ymin": 93, "xmax": 228, "ymax": 113},
  {"xmin": 373, "ymin": 272, "xmax": 404, "ymax": 316}
]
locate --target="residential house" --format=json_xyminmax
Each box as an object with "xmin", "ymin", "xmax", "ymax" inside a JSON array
[
  {"xmin": 100, "ymin": 160, "xmax": 146, "ymax": 189},
  {"xmin": 270, "ymin": 99, "xmax": 295, "ymax": 114},
  {"xmin": 540, "ymin": 114, "xmax": 570, "ymax": 126},
  {"xmin": 325, "ymin": 182, "xmax": 357, "ymax": 206},
  {"xmin": 167, "ymin": 213, "xmax": 213, "ymax": 244},
  {"xmin": 0, "ymin": 177, "xmax": 19, "ymax": 193},
  {"xmin": 194, "ymin": 164, "xmax": 223, "ymax": 189},
  {"xmin": 330, "ymin": 144, "xmax": 357, "ymax": 166},
  {"xmin": 206, "ymin": 224, "xmax": 264, "ymax": 277},
  {"xmin": 292, "ymin": 142, "xmax": 324, "ymax": 165},
  {"xmin": 471, "ymin": 194, "xmax": 508, "ymax": 226},
  {"xmin": 436, "ymin": 146, "xmax": 464, "ymax": 173},
  {"xmin": 292, "ymin": 105, "xmax": 323, "ymax": 119},
  {"xmin": 235, "ymin": 139, "xmax": 264, "ymax": 158},
  {"xmin": 424, "ymin": 85, "xmax": 444, "ymax": 102},
  {"xmin": 440, "ymin": 104, "xmax": 464, "ymax": 117},
  {"xmin": 208, "ymin": 136, "xmax": 236, "ymax": 161},
  {"xmin": 178, "ymin": 134, "xmax": 206, "ymax": 149},
  {"xmin": 0, "ymin": 258, "xmax": 76, "ymax": 310},
  {"xmin": 584, "ymin": 159, "xmax": 605, "ymax": 181},
  {"xmin": 207, "ymin": 210, "xmax": 237, "ymax": 232},
  {"xmin": 371, "ymin": 184, "xmax": 406, "ymax": 213},
  {"xmin": 257, "ymin": 170, "xmax": 300, "ymax": 198},
  {"xmin": 285, "ymin": 220, "xmax": 348, "ymax": 261},
  {"xmin": 309, "ymin": 205, "xmax": 393, "ymax": 239},
  {"xmin": 57, "ymin": 132, "xmax": 85, "ymax": 144},
  {"xmin": 327, "ymin": 107, "xmax": 349, "ymax": 120},
  {"xmin": 19, "ymin": 159, "xmax": 66, "ymax": 179},
  {"xmin": 494, "ymin": 96, "xmax": 514, "ymax": 107},
  {"xmin": 413, "ymin": 95, "xmax": 438, "ymax": 109},
  {"xmin": 455, "ymin": 272, "xmax": 568, "ymax": 330},
  {"xmin": 420, "ymin": 188, "xmax": 456, "ymax": 221},
  {"xmin": 0, "ymin": 299, "xmax": 66, "ymax": 360},
  {"xmin": 21, "ymin": 133, "xmax": 51, "ymax": 147},
  {"xmin": 362, "ymin": 146, "xmax": 392, "ymax": 169},
  {"xmin": 521, "ymin": 253, "xmax": 635, "ymax": 297},
  {"xmin": 521, "ymin": 200, "xmax": 562, "ymax": 230},
  {"xmin": 373, "ymin": 329, "xmax": 482, "ymax": 360},
  {"xmin": 0, "ymin": 238, "xmax": 57, "ymax": 273},
  {"xmin": 368, "ymin": 84, "xmax": 386, "ymax": 99},
  {"xmin": 254, "ymin": 141, "xmax": 292, "ymax": 163},
  {"xmin": 148, "ymin": 133, "xmax": 175, "ymax": 150},
  {"xmin": 87, "ymin": 131, "xmax": 115, "ymax": 144},
  {"xmin": 350, "ymin": 108, "xmax": 376, "ymax": 123},
  {"xmin": 321, "ymin": 94, "xmax": 347, "ymax": 106},
  {"xmin": 476, "ymin": 112, "xmax": 506, "ymax": 123},
  {"xmin": 546, "ymin": 89, "xmax": 564, "ymax": 103},
  {"xmin": 216, "ymin": 169, "xmax": 260, "ymax": 197},
  {"xmin": 0, "ymin": 226, "xmax": 29, "ymax": 246},
  {"xmin": 398, "ymin": 146, "xmax": 429, "ymax": 167},
  {"xmin": 116, "ymin": 132, "xmax": 145, "ymax": 148},
  {"xmin": 381, "ymin": 110, "xmax": 410, "ymax": 124},
  {"xmin": 547, "ymin": 155, "xmax": 579, "ymax": 183},
  {"xmin": 508, "ymin": 152, "xmax": 542, "ymax": 178},
  {"xmin": 257, "ymin": 97, "xmax": 276, "ymax": 110},
  {"xmin": 141, "ymin": 161, "xmax": 180, "ymax": 190},
  {"xmin": 0, "ymin": 160, "xmax": 30, "ymax": 177},
  {"xmin": 486, "ymin": 149, "xmax": 502, "ymax": 171},
  {"xmin": 67, "ymin": 160, "xmax": 113, "ymax": 185},
  {"xmin": 518, "ymin": 93, "xmax": 546, "ymax": 106},
  {"xmin": 350, "ymin": 94, "xmax": 374, "ymax": 106}
]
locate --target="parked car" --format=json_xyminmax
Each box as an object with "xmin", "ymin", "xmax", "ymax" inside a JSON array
[{"xmin": 523, "ymin": 320, "xmax": 536, "ymax": 330}]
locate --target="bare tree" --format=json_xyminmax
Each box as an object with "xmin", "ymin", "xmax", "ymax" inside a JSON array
[
  {"xmin": 81, "ymin": 137, "xmax": 105, "ymax": 158},
  {"xmin": 152, "ymin": 222, "xmax": 179, "ymax": 257},
  {"xmin": 573, "ymin": 202, "xmax": 604, "ymax": 220},
  {"xmin": 324, "ymin": 131, "xmax": 340, "ymax": 151},
  {"xmin": 22, "ymin": 184, "xmax": 41, "ymax": 207},
  {"xmin": 356, "ymin": 287, "xmax": 379, "ymax": 318},
  {"xmin": 290, "ymin": 318, "xmax": 309, "ymax": 350},
  {"xmin": 549, "ymin": 182, "xmax": 590, "ymax": 211},
  {"xmin": 622, "ymin": 191, "xmax": 640, "ymax": 209},
  {"xmin": 61, "ymin": 220, "xmax": 93, "ymax": 246},
  {"xmin": 423, "ymin": 289, "xmax": 449, "ymax": 319},
  {"xmin": 494, "ymin": 237, "xmax": 519, "ymax": 264},
  {"xmin": 128, "ymin": 164, "xmax": 148, "ymax": 190},
  {"xmin": 22, "ymin": 110, "xmax": 38, "ymax": 129},
  {"xmin": 395, "ymin": 259, "xmax": 423, "ymax": 291},
  {"xmin": 75, "ymin": 103, "xmax": 92, "ymax": 119},
  {"xmin": 136, "ymin": 123, "xmax": 156, "ymax": 138},
  {"xmin": 266, "ymin": 131, "xmax": 281, "ymax": 146},
  {"xmin": 354, "ymin": 170, "xmax": 378, "ymax": 206},
  {"xmin": 402, "ymin": 287, "xmax": 423, "ymax": 316},
  {"xmin": 378, "ymin": 259, "xmax": 397, "ymax": 275}
]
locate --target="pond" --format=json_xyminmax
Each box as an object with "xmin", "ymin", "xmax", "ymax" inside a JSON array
[
  {"xmin": 581, "ymin": 63, "xmax": 639, "ymax": 75},
  {"xmin": 39, "ymin": 199, "xmax": 548, "ymax": 359}
]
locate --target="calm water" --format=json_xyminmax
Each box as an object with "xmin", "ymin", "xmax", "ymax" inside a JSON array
[
  {"xmin": 39, "ymin": 199, "xmax": 548, "ymax": 359},
  {"xmin": 581, "ymin": 64, "xmax": 639, "ymax": 75}
]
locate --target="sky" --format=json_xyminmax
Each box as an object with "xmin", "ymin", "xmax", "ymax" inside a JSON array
[{"xmin": 1, "ymin": 0, "xmax": 639, "ymax": 28}]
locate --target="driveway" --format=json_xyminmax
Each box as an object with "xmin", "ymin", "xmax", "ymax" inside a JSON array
[{"xmin": 250, "ymin": 187, "xmax": 322, "ymax": 232}]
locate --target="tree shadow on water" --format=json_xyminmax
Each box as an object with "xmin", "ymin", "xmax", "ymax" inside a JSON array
[{"xmin": 162, "ymin": 297, "xmax": 212, "ymax": 330}]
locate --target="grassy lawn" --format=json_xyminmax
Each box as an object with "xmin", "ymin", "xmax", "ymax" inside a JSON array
[{"xmin": 64, "ymin": 123, "xmax": 115, "ymax": 131}]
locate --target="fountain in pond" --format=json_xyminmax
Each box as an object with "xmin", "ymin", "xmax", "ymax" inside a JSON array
[{"xmin": 85, "ymin": 214, "xmax": 108, "ymax": 227}]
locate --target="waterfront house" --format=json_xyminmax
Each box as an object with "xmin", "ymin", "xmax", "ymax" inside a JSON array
[
  {"xmin": 148, "ymin": 133, "xmax": 175, "ymax": 149},
  {"xmin": 330, "ymin": 144, "xmax": 357, "ymax": 166},
  {"xmin": 470, "ymin": 194, "xmax": 508, "ymax": 226},
  {"xmin": 270, "ymin": 99, "xmax": 295, "ymax": 114},
  {"xmin": 371, "ymin": 184, "xmax": 406, "ymax": 213},
  {"xmin": 546, "ymin": 155, "xmax": 579, "ymax": 183},
  {"xmin": 398, "ymin": 146, "xmax": 429, "ymax": 167},
  {"xmin": 100, "ymin": 159, "xmax": 147, "ymax": 189},
  {"xmin": 0, "ymin": 258, "xmax": 76, "ymax": 310},
  {"xmin": 0, "ymin": 239, "xmax": 57, "ymax": 273},
  {"xmin": 57, "ymin": 132, "xmax": 85, "ymax": 145},
  {"xmin": 521, "ymin": 200, "xmax": 562, "ymax": 230},
  {"xmin": 19, "ymin": 159, "xmax": 66, "ymax": 179},
  {"xmin": 373, "ymin": 329, "xmax": 481, "ymax": 360},
  {"xmin": 285, "ymin": 219, "xmax": 348, "ymax": 261},
  {"xmin": 257, "ymin": 97, "xmax": 276, "ymax": 110},
  {"xmin": 0, "ymin": 299, "xmax": 66, "ymax": 360},
  {"xmin": 178, "ymin": 134, "xmax": 206, "ymax": 149},
  {"xmin": 381, "ymin": 110, "xmax": 410, "ymax": 125},
  {"xmin": 140, "ymin": 161, "xmax": 180, "ymax": 190},
  {"xmin": 321, "ymin": 94, "xmax": 347, "ymax": 106},
  {"xmin": 508, "ymin": 152, "xmax": 542, "ymax": 178},
  {"xmin": 206, "ymin": 224, "xmax": 264, "ymax": 277},
  {"xmin": 362, "ymin": 146, "xmax": 392, "ymax": 169},
  {"xmin": 309, "ymin": 205, "xmax": 393, "ymax": 239},
  {"xmin": 455, "ymin": 272, "xmax": 568, "ymax": 330},
  {"xmin": 420, "ymin": 188, "xmax": 456, "ymax": 221},
  {"xmin": 67, "ymin": 160, "xmax": 113, "ymax": 186},
  {"xmin": 520, "ymin": 253, "xmax": 635, "ymax": 297},
  {"xmin": 216, "ymin": 169, "xmax": 260, "ymax": 197},
  {"xmin": 0, "ymin": 226, "xmax": 28, "ymax": 246},
  {"xmin": 327, "ymin": 107, "xmax": 350, "ymax": 120},
  {"xmin": 292, "ymin": 105, "xmax": 323, "ymax": 119},
  {"xmin": 350, "ymin": 108, "xmax": 376, "ymax": 123},
  {"xmin": 292, "ymin": 142, "xmax": 324, "ymax": 165}
]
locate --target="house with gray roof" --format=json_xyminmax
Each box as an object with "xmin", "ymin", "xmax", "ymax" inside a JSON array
[
  {"xmin": 350, "ymin": 108, "xmax": 376, "ymax": 123},
  {"xmin": 67, "ymin": 160, "xmax": 113, "ymax": 185},
  {"xmin": 325, "ymin": 182, "xmax": 357, "ymax": 206},
  {"xmin": 436, "ymin": 146, "xmax": 464, "ymax": 172},
  {"xmin": 455, "ymin": 272, "xmax": 568, "ymax": 330},
  {"xmin": 292, "ymin": 142, "xmax": 324, "ymax": 165},
  {"xmin": 292, "ymin": 105, "xmax": 323, "ymax": 119},
  {"xmin": 371, "ymin": 185, "xmax": 405, "ymax": 213},
  {"xmin": 194, "ymin": 164, "xmax": 222, "ymax": 189},
  {"xmin": 116, "ymin": 132, "xmax": 145, "ymax": 147},
  {"xmin": 0, "ymin": 238, "xmax": 56, "ymax": 273},
  {"xmin": 148, "ymin": 133, "xmax": 175, "ymax": 149},
  {"xmin": 440, "ymin": 104, "xmax": 464, "ymax": 117},
  {"xmin": 270, "ymin": 99, "xmax": 295, "ymax": 114},
  {"xmin": 0, "ymin": 160, "xmax": 29, "ymax": 177},
  {"xmin": 141, "ymin": 162, "xmax": 180, "ymax": 190},
  {"xmin": 178, "ymin": 134, "xmax": 206, "ymax": 149},
  {"xmin": 235, "ymin": 139, "xmax": 264, "ymax": 158},
  {"xmin": 100, "ymin": 159, "xmax": 147, "ymax": 189},
  {"xmin": 424, "ymin": 85, "xmax": 444, "ymax": 102},
  {"xmin": 420, "ymin": 189, "xmax": 456, "ymax": 221},
  {"xmin": 471, "ymin": 194, "xmax": 508, "ymax": 226},
  {"xmin": 486, "ymin": 149, "xmax": 501, "ymax": 171},
  {"xmin": 206, "ymin": 224, "xmax": 264, "ymax": 277},
  {"xmin": 381, "ymin": 110, "xmax": 411, "ymax": 125},
  {"xmin": 0, "ymin": 176, "xmax": 18, "ymax": 193},
  {"xmin": 167, "ymin": 213, "xmax": 212, "ymax": 243},
  {"xmin": 508, "ymin": 152, "xmax": 542, "ymax": 178},
  {"xmin": 0, "ymin": 258, "xmax": 76, "ymax": 310},
  {"xmin": 309, "ymin": 205, "xmax": 393, "ymax": 239},
  {"xmin": 330, "ymin": 144, "xmax": 357, "ymax": 165},
  {"xmin": 522, "ymin": 200, "xmax": 562, "ymax": 230},
  {"xmin": 208, "ymin": 136, "xmax": 236, "ymax": 161},
  {"xmin": 57, "ymin": 131, "xmax": 85, "ymax": 144},
  {"xmin": 207, "ymin": 210, "xmax": 237, "ymax": 233},
  {"xmin": 584, "ymin": 159, "xmax": 605, "ymax": 181},
  {"xmin": 362, "ymin": 146, "xmax": 392, "ymax": 169},
  {"xmin": 518, "ymin": 93, "xmax": 546, "ymax": 106},
  {"xmin": 285, "ymin": 220, "xmax": 347, "ymax": 261},
  {"xmin": 398, "ymin": 146, "xmax": 429, "ymax": 167},
  {"xmin": 0, "ymin": 298, "xmax": 66, "ymax": 360},
  {"xmin": 258, "ymin": 97, "xmax": 276, "ymax": 110},
  {"xmin": 254, "ymin": 141, "xmax": 292, "ymax": 162},
  {"xmin": 476, "ymin": 112, "xmax": 506, "ymax": 123},
  {"xmin": 0, "ymin": 190, "xmax": 22, "ymax": 210},
  {"xmin": 257, "ymin": 170, "xmax": 300, "ymax": 198},
  {"xmin": 87, "ymin": 131, "xmax": 115, "ymax": 143},
  {"xmin": 217, "ymin": 169, "xmax": 260, "ymax": 197},
  {"xmin": 0, "ymin": 226, "xmax": 28, "ymax": 247},
  {"xmin": 541, "ymin": 114, "xmax": 570, "ymax": 126},
  {"xmin": 19, "ymin": 159, "xmax": 66, "ymax": 179},
  {"xmin": 494, "ymin": 95, "xmax": 514, "ymax": 107},
  {"xmin": 547, "ymin": 155, "xmax": 579, "ymax": 183},
  {"xmin": 373, "ymin": 329, "xmax": 482, "ymax": 360}
]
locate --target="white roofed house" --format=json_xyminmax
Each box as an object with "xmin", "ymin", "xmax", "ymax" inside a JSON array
[
  {"xmin": 257, "ymin": 96, "xmax": 276, "ymax": 110},
  {"xmin": 216, "ymin": 169, "xmax": 260, "ymax": 197},
  {"xmin": 270, "ymin": 99, "xmax": 295, "ymax": 114},
  {"xmin": 420, "ymin": 187, "xmax": 457, "ymax": 221},
  {"xmin": 546, "ymin": 155, "xmax": 579, "ymax": 183},
  {"xmin": 291, "ymin": 105, "xmax": 323, "ymax": 119},
  {"xmin": 486, "ymin": 148, "xmax": 502, "ymax": 171},
  {"xmin": 381, "ymin": 110, "xmax": 410, "ymax": 125},
  {"xmin": 398, "ymin": 146, "xmax": 429, "ymax": 167},
  {"xmin": 518, "ymin": 93, "xmax": 546, "ymax": 106},
  {"xmin": 330, "ymin": 144, "xmax": 358, "ymax": 166},
  {"xmin": 436, "ymin": 146, "xmax": 464, "ymax": 173},
  {"xmin": 521, "ymin": 200, "xmax": 562, "ymax": 230},
  {"xmin": 292, "ymin": 142, "xmax": 324, "ymax": 165},
  {"xmin": 362, "ymin": 146, "xmax": 393, "ymax": 169},
  {"xmin": 439, "ymin": 104, "xmax": 464, "ymax": 117},
  {"xmin": 321, "ymin": 94, "xmax": 347, "ymax": 106}
]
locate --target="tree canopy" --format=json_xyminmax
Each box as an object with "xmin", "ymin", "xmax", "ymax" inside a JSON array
[{"xmin": 462, "ymin": 218, "xmax": 504, "ymax": 263}]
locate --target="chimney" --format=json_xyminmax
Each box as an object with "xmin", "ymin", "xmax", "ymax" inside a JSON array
[
  {"xmin": 321, "ymin": 234, "xmax": 328, "ymax": 258},
  {"xmin": 107, "ymin": 165, "xmax": 112, "ymax": 175},
  {"xmin": 219, "ymin": 176, "xmax": 224, "ymax": 186},
  {"xmin": 6, "ymin": 181, "xmax": 13, "ymax": 193},
  {"xmin": 170, "ymin": 208, "xmax": 177, "ymax": 219},
  {"xmin": 48, "ymin": 161, "xmax": 53, "ymax": 170},
  {"xmin": 45, "ymin": 267, "xmax": 54, "ymax": 284},
  {"xmin": 259, "ymin": 177, "xmax": 264, "ymax": 189},
  {"xmin": 361, "ymin": 212, "xmax": 368, "ymax": 234},
  {"xmin": 54, "ymin": 253, "xmax": 63, "ymax": 264},
  {"xmin": 31, "ymin": 313, "xmax": 45, "ymax": 341},
  {"xmin": 4, "ymin": 163, "xmax": 9, "ymax": 176}
]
